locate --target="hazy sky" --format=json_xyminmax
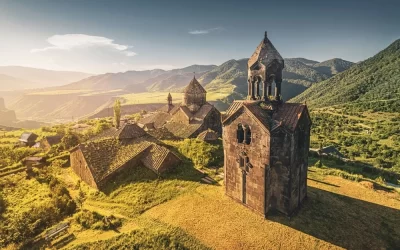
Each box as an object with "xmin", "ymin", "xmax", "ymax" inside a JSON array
[{"xmin": 0, "ymin": 0, "xmax": 399, "ymax": 74}]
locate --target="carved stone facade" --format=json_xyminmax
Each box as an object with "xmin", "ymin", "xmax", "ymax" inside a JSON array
[{"xmin": 223, "ymin": 33, "xmax": 311, "ymax": 217}]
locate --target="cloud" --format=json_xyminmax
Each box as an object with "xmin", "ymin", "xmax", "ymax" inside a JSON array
[
  {"xmin": 189, "ymin": 27, "xmax": 223, "ymax": 35},
  {"xmin": 31, "ymin": 34, "xmax": 136, "ymax": 56}
]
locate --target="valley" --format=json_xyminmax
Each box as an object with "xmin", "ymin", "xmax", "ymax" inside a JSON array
[{"xmin": 1, "ymin": 57, "xmax": 353, "ymax": 126}]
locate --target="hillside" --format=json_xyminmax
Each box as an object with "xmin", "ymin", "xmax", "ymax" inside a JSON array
[
  {"xmin": 62, "ymin": 69, "xmax": 166, "ymax": 91},
  {"xmin": 0, "ymin": 66, "xmax": 91, "ymax": 89},
  {"xmin": 291, "ymin": 39, "xmax": 400, "ymax": 109},
  {"xmin": 313, "ymin": 58, "xmax": 354, "ymax": 75},
  {"xmin": 0, "ymin": 74, "xmax": 36, "ymax": 91},
  {"xmin": 127, "ymin": 64, "xmax": 216, "ymax": 92},
  {"xmin": 202, "ymin": 57, "xmax": 353, "ymax": 103},
  {"xmin": 9, "ymin": 58, "xmax": 352, "ymax": 122},
  {"xmin": 9, "ymin": 90, "xmax": 122, "ymax": 122}
]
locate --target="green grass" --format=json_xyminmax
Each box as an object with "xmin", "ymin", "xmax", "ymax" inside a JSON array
[
  {"xmin": 66, "ymin": 217, "xmax": 210, "ymax": 250},
  {"xmin": 119, "ymin": 90, "xmax": 231, "ymax": 105}
]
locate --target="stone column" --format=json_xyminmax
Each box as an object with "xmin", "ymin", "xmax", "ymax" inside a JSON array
[
  {"xmin": 247, "ymin": 79, "xmax": 252, "ymax": 99},
  {"xmin": 255, "ymin": 79, "xmax": 260, "ymax": 99},
  {"xmin": 263, "ymin": 80, "xmax": 268, "ymax": 100},
  {"xmin": 275, "ymin": 79, "xmax": 282, "ymax": 101},
  {"xmin": 250, "ymin": 79, "xmax": 256, "ymax": 100}
]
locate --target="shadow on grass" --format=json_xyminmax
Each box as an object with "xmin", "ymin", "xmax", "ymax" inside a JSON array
[
  {"xmin": 269, "ymin": 187, "xmax": 400, "ymax": 249},
  {"xmin": 310, "ymin": 156, "xmax": 400, "ymax": 184},
  {"xmin": 307, "ymin": 178, "xmax": 340, "ymax": 187}
]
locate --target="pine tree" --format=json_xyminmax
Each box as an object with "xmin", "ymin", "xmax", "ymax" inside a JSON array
[{"xmin": 114, "ymin": 99, "xmax": 121, "ymax": 129}]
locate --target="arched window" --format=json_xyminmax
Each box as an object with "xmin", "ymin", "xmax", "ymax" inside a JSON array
[
  {"xmin": 245, "ymin": 126, "xmax": 252, "ymax": 145},
  {"xmin": 237, "ymin": 124, "xmax": 244, "ymax": 143}
]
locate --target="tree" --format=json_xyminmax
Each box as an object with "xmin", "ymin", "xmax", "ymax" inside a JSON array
[
  {"xmin": 76, "ymin": 188, "xmax": 86, "ymax": 209},
  {"xmin": 61, "ymin": 131, "xmax": 80, "ymax": 150},
  {"xmin": 114, "ymin": 99, "xmax": 121, "ymax": 129},
  {"xmin": 0, "ymin": 194, "xmax": 5, "ymax": 215}
]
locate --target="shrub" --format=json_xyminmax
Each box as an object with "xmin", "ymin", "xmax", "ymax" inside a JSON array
[
  {"xmin": 0, "ymin": 193, "xmax": 5, "ymax": 215},
  {"xmin": 75, "ymin": 210, "xmax": 122, "ymax": 230}
]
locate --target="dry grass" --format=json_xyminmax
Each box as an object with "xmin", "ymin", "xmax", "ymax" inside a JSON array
[{"xmin": 144, "ymin": 168, "xmax": 400, "ymax": 250}]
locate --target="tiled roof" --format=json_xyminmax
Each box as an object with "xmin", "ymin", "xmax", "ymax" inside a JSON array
[
  {"xmin": 80, "ymin": 137, "xmax": 153, "ymax": 183},
  {"xmin": 272, "ymin": 103, "xmax": 307, "ymax": 131},
  {"xmin": 158, "ymin": 104, "xmax": 176, "ymax": 113},
  {"xmin": 44, "ymin": 135, "xmax": 62, "ymax": 146},
  {"xmin": 192, "ymin": 103, "xmax": 214, "ymax": 122},
  {"xmin": 141, "ymin": 144, "xmax": 173, "ymax": 172},
  {"xmin": 19, "ymin": 132, "xmax": 38, "ymax": 142},
  {"xmin": 139, "ymin": 112, "xmax": 172, "ymax": 128},
  {"xmin": 225, "ymin": 100, "xmax": 244, "ymax": 118},
  {"xmin": 223, "ymin": 100, "xmax": 307, "ymax": 132},
  {"xmin": 92, "ymin": 123, "xmax": 146, "ymax": 140},
  {"xmin": 164, "ymin": 122, "xmax": 202, "ymax": 138},
  {"xmin": 179, "ymin": 106, "xmax": 193, "ymax": 119},
  {"xmin": 183, "ymin": 77, "xmax": 207, "ymax": 94},
  {"xmin": 248, "ymin": 35, "xmax": 284, "ymax": 68},
  {"xmin": 197, "ymin": 129, "xmax": 219, "ymax": 141}
]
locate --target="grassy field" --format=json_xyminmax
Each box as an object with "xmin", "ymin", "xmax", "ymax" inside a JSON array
[
  {"xmin": 310, "ymin": 107, "xmax": 400, "ymax": 174},
  {"xmin": 119, "ymin": 90, "xmax": 231, "ymax": 105},
  {"xmin": 46, "ymin": 150, "xmax": 400, "ymax": 250},
  {"xmin": 1, "ymin": 131, "xmax": 399, "ymax": 249}
]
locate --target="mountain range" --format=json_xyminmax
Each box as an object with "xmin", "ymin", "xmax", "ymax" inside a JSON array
[
  {"xmin": 1, "ymin": 57, "xmax": 354, "ymax": 123},
  {"xmin": 0, "ymin": 66, "xmax": 92, "ymax": 90},
  {"xmin": 291, "ymin": 39, "xmax": 400, "ymax": 109},
  {"xmin": 56, "ymin": 57, "xmax": 353, "ymax": 100}
]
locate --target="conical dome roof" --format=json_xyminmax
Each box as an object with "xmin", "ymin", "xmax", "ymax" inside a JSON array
[
  {"xmin": 248, "ymin": 32, "xmax": 284, "ymax": 68},
  {"xmin": 183, "ymin": 77, "xmax": 207, "ymax": 94}
]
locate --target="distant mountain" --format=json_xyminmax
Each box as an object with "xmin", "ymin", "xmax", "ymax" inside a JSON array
[
  {"xmin": 291, "ymin": 39, "xmax": 400, "ymax": 108},
  {"xmin": 61, "ymin": 69, "xmax": 166, "ymax": 91},
  {"xmin": 127, "ymin": 65, "xmax": 216, "ymax": 92},
  {"xmin": 0, "ymin": 74, "xmax": 36, "ymax": 91},
  {"xmin": 313, "ymin": 58, "xmax": 354, "ymax": 76},
  {"xmin": 199, "ymin": 57, "xmax": 353, "ymax": 103},
  {"xmin": 61, "ymin": 65, "xmax": 216, "ymax": 92},
  {"xmin": 10, "ymin": 57, "xmax": 353, "ymax": 121},
  {"xmin": 286, "ymin": 58, "xmax": 319, "ymax": 66},
  {"xmin": 0, "ymin": 66, "xmax": 92, "ymax": 89}
]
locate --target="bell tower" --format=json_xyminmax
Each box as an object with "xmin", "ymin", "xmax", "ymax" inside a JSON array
[{"xmin": 247, "ymin": 31, "xmax": 284, "ymax": 101}]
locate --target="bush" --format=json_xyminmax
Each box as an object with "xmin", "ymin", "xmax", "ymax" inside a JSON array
[
  {"xmin": 75, "ymin": 210, "xmax": 122, "ymax": 230},
  {"xmin": 0, "ymin": 194, "xmax": 5, "ymax": 215}
]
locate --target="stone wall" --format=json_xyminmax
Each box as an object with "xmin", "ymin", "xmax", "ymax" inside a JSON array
[
  {"xmin": 70, "ymin": 148, "xmax": 98, "ymax": 189},
  {"xmin": 223, "ymin": 110, "xmax": 270, "ymax": 216}
]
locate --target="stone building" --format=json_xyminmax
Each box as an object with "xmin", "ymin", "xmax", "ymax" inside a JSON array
[
  {"xmin": 19, "ymin": 132, "xmax": 38, "ymax": 147},
  {"xmin": 139, "ymin": 77, "xmax": 222, "ymax": 139},
  {"xmin": 70, "ymin": 122, "xmax": 181, "ymax": 189},
  {"xmin": 40, "ymin": 135, "xmax": 63, "ymax": 150},
  {"xmin": 222, "ymin": 32, "xmax": 311, "ymax": 217}
]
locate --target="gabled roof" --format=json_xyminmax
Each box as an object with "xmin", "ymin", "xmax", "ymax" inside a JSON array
[
  {"xmin": 78, "ymin": 137, "xmax": 153, "ymax": 184},
  {"xmin": 92, "ymin": 122, "xmax": 146, "ymax": 140},
  {"xmin": 141, "ymin": 144, "xmax": 180, "ymax": 173},
  {"xmin": 164, "ymin": 122, "xmax": 202, "ymax": 138},
  {"xmin": 179, "ymin": 106, "xmax": 193, "ymax": 119},
  {"xmin": 183, "ymin": 77, "xmax": 207, "ymax": 94},
  {"xmin": 272, "ymin": 103, "xmax": 308, "ymax": 131},
  {"xmin": 139, "ymin": 112, "xmax": 172, "ymax": 128},
  {"xmin": 248, "ymin": 32, "xmax": 284, "ymax": 68},
  {"xmin": 19, "ymin": 132, "xmax": 38, "ymax": 142},
  {"xmin": 44, "ymin": 135, "xmax": 62, "ymax": 146},
  {"xmin": 197, "ymin": 129, "xmax": 219, "ymax": 141},
  {"xmin": 192, "ymin": 103, "xmax": 215, "ymax": 122},
  {"xmin": 223, "ymin": 100, "xmax": 308, "ymax": 133},
  {"xmin": 158, "ymin": 104, "xmax": 176, "ymax": 113}
]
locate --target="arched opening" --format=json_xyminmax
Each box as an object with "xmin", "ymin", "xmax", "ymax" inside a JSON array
[
  {"xmin": 237, "ymin": 124, "xmax": 244, "ymax": 143},
  {"xmin": 245, "ymin": 126, "xmax": 252, "ymax": 145}
]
